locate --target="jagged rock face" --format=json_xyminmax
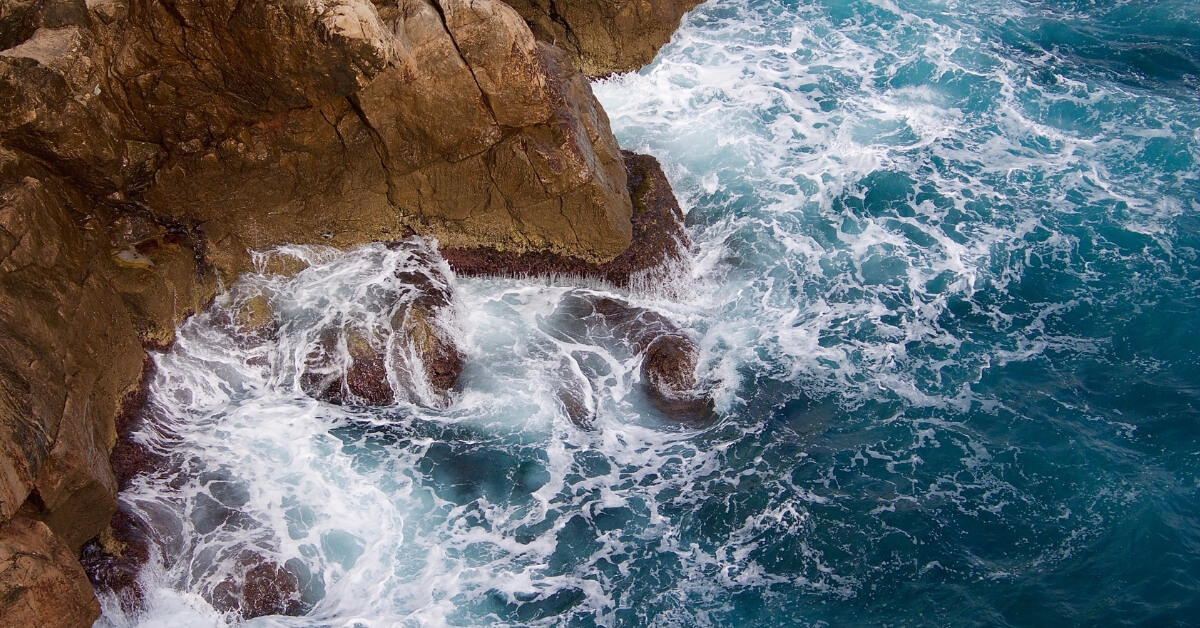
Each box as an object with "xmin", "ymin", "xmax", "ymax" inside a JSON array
[
  {"xmin": 0, "ymin": 159, "xmax": 143, "ymax": 549},
  {"xmin": 0, "ymin": 516, "xmax": 101, "ymax": 627},
  {"xmin": 1, "ymin": 148, "xmax": 211, "ymax": 625},
  {"xmin": 502, "ymin": 0, "xmax": 704, "ymax": 77},
  {"xmin": 1, "ymin": 0, "xmax": 634, "ymax": 279}
]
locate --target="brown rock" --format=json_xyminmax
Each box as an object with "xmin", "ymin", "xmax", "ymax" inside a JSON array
[
  {"xmin": 0, "ymin": 0, "xmax": 700, "ymax": 611},
  {"xmin": 299, "ymin": 251, "xmax": 465, "ymax": 406},
  {"xmin": 104, "ymin": 227, "xmax": 219, "ymax": 349},
  {"xmin": 394, "ymin": 302, "xmax": 465, "ymax": 394},
  {"xmin": 502, "ymin": 0, "xmax": 704, "ymax": 76},
  {"xmin": 210, "ymin": 552, "xmax": 303, "ymax": 620},
  {"xmin": 554, "ymin": 357, "xmax": 594, "ymax": 429},
  {"xmin": 443, "ymin": 151, "xmax": 689, "ymax": 287},
  {"xmin": 0, "ymin": 516, "xmax": 100, "ymax": 628},
  {"xmin": 301, "ymin": 324, "xmax": 394, "ymax": 406},
  {"xmin": 545, "ymin": 293, "xmax": 711, "ymax": 424},
  {"xmin": 641, "ymin": 333, "xmax": 712, "ymax": 420},
  {"xmin": 0, "ymin": 166, "xmax": 145, "ymax": 551},
  {"xmin": 79, "ymin": 507, "xmax": 155, "ymax": 615}
]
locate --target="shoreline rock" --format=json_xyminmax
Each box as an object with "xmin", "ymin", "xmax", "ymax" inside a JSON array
[
  {"xmin": 0, "ymin": 516, "xmax": 101, "ymax": 627},
  {"xmin": 0, "ymin": 0, "xmax": 704, "ymax": 622},
  {"xmin": 503, "ymin": 0, "xmax": 705, "ymax": 77},
  {"xmin": 442, "ymin": 151, "xmax": 691, "ymax": 289}
]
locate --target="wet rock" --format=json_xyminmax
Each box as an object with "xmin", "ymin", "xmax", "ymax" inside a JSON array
[
  {"xmin": 0, "ymin": 516, "xmax": 100, "ymax": 627},
  {"xmin": 255, "ymin": 250, "xmax": 311, "ymax": 278},
  {"xmin": 554, "ymin": 357, "xmax": 595, "ymax": 429},
  {"xmin": 105, "ymin": 227, "xmax": 219, "ymax": 350},
  {"xmin": 641, "ymin": 334, "xmax": 712, "ymax": 420},
  {"xmin": 210, "ymin": 553, "xmax": 303, "ymax": 620},
  {"xmin": 442, "ymin": 151, "xmax": 690, "ymax": 292},
  {"xmin": 502, "ymin": 0, "xmax": 704, "ymax": 77},
  {"xmin": 0, "ymin": 0, "xmax": 698, "ymax": 611},
  {"xmin": 299, "ymin": 245, "xmax": 464, "ymax": 407},
  {"xmin": 301, "ymin": 325, "xmax": 394, "ymax": 406},
  {"xmin": 79, "ymin": 507, "xmax": 155, "ymax": 615},
  {"xmin": 234, "ymin": 293, "xmax": 276, "ymax": 338},
  {"xmin": 394, "ymin": 302, "xmax": 465, "ymax": 394},
  {"xmin": 544, "ymin": 293, "xmax": 712, "ymax": 425}
]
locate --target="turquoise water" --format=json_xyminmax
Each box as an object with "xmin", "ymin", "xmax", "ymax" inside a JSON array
[{"xmin": 103, "ymin": 0, "xmax": 1200, "ymax": 626}]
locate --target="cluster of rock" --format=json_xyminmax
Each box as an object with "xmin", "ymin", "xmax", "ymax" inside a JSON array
[{"xmin": 0, "ymin": 0, "xmax": 705, "ymax": 624}]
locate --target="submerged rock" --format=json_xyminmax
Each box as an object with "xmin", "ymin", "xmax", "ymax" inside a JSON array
[
  {"xmin": 301, "ymin": 325, "xmax": 395, "ymax": 406},
  {"xmin": 546, "ymin": 293, "xmax": 713, "ymax": 425},
  {"xmin": 299, "ymin": 245, "xmax": 465, "ymax": 407},
  {"xmin": 641, "ymin": 334, "xmax": 711, "ymax": 419}
]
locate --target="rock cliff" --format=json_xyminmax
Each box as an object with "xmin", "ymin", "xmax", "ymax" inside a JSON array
[
  {"xmin": 501, "ymin": 0, "xmax": 704, "ymax": 77},
  {"xmin": 0, "ymin": 0, "xmax": 701, "ymax": 622}
]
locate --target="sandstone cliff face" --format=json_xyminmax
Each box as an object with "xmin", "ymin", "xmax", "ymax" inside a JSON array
[
  {"xmin": 502, "ymin": 0, "xmax": 704, "ymax": 76},
  {"xmin": 0, "ymin": 0, "xmax": 699, "ymax": 622}
]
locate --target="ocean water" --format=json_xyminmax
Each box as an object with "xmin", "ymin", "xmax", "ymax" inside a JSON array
[{"xmin": 99, "ymin": 0, "xmax": 1200, "ymax": 626}]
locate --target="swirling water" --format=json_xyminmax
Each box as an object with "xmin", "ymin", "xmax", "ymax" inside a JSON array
[{"xmin": 101, "ymin": 0, "xmax": 1200, "ymax": 625}]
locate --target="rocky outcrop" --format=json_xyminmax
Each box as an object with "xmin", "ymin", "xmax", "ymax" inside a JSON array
[
  {"xmin": 1, "ymin": 0, "xmax": 636, "ymax": 280},
  {"xmin": 443, "ymin": 151, "xmax": 692, "ymax": 290},
  {"xmin": 1, "ymin": 0, "xmax": 702, "ymax": 621},
  {"xmin": 0, "ymin": 516, "xmax": 101, "ymax": 627},
  {"xmin": 503, "ymin": 0, "xmax": 704, "ymax": 76}
]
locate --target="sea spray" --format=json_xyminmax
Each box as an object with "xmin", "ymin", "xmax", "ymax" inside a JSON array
[{"xmin": 102, "ymin": 0, "xmax": 1200, "ymax": 624}]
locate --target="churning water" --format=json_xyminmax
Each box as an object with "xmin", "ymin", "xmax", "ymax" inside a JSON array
[{"xmin": 101, "ymin": 0, "xmax": 1200, "ymax": 625}]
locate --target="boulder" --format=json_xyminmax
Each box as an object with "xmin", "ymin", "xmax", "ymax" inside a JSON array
[
  {"xmin": 301, "ymin": 324, "xmax": 395, "ymax": 406},
  {"xmin": 641, "ymin": 333, "xmax": 711, "ymax": 419},
  {"xmin": 0, "ymin": 516, "xmax": 101, "ymax": 628},
  {"xmin": 501, "ymin": 0, "xmax": 704, "ymax": 77}
]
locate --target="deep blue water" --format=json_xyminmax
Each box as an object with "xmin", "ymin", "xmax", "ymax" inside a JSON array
[{"xmin": 105, "ymin": 0, "xmax": 1200, "ymax": 626}]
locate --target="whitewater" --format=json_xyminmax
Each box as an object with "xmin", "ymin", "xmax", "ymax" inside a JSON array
[{"xmin": 100, "ymin": 0, "xmax": 1200, "ymax": 625}]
